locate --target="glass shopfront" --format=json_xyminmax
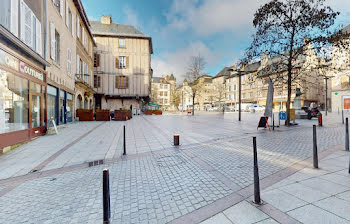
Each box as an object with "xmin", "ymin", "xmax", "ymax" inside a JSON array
[
  {"xmin": 47, "ymin": 85, "xmax": 58, "ymax": 124},
  {"xmin": 0, "ymin": 47, "xmax": 47, "ymax": 149},
  {"xmin": 66, "ymin": 93, "xmax": 73, "ymax": 122},
  {"xmin": 0, "ymin": 69, "xmax": 29, "ymax": 134}
]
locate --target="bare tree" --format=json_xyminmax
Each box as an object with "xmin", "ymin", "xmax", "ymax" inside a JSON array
[
  {"xmin": 186, "ymin": 54, "xmax": 206, "ymax": 115},
  {"xmin": 245, "ymin": 0, "xmax": 348, "ymax": 126},
  {"xmin": 171, "ymin": 88, "xmax": 181, "ymax": 110},
  {"xmin": 213, "ymin": 82, "xmax": 226, "ymax": 113}
]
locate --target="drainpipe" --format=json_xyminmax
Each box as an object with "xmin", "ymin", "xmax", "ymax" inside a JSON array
[{"xmin": 44, "ymin": 0, "xmax": 48, "ymax": 60}]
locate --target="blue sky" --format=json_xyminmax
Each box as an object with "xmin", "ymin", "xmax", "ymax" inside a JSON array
[{"xmin": 82, "ymin": 0, "xmax": 350, "ymax": 82}]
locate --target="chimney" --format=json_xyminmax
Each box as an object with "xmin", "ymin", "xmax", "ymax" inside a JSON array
[{"xmin": 101, "ymin": 15, "xmax": 112, "ymax": 24}]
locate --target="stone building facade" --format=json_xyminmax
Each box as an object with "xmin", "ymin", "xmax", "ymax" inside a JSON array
[{"xmin": 91, "ymin": 16, "xmax": 153, "ymax": 111}]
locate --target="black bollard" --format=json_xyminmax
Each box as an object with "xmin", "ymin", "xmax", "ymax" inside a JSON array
[
  {"xmin": 103, "ymin": 169, "xmax": 111, "ymax": 224},
  {"xmin": 346, "ymin": 118, "xmax": 349, "ymax": 151},
  {"xmin": 342, "ymin": 110, "xmax": 344, "ymax": 124},
  {"xmin": 253, "ymin": 137, "xmax": 261, "ymax": 204},
  {"xmin": 123, "ymin": 125, "xmax": 126, "ymax": 155},
  {"xmin": 313, "ymin": 125, "xmax": 318, "ymax": 168},
  {"xmin": 272, "ymin": 113, "xmax": 275, "ymax": 131}
]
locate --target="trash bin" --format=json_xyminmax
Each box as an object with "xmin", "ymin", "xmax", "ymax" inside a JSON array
[{"xmin": 318, "ymin": 113, "xmax": 322, "ymax": 127}]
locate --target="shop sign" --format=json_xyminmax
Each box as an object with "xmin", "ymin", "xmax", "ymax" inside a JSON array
[
  {"xmin": 0, "ymin": 49, "xmax": 19, "ymax": 71},
  {"xmin": 19, "ymin": 61, "xmax": 44, "ymax": 82}
]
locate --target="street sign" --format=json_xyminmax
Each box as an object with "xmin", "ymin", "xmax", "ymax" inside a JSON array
[{"xmin": 279, "ymin": 112, "xmax": 286, "ymax": 120}]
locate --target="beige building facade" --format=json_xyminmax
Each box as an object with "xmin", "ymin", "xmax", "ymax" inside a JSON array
[
  {"xmin": 46, "ymin": 0, "xmax": 77, "ymax": 125},
  {"xmin": 91, "ymin": 16, "xmax": 153, "ymax": 111},
  {"xmin": 74, "ymin": 0, "xmax": 95, "ymax": 112},
  {"xmin": 151, "ymin": 77, "xmax": 171, "ymax": 110}
]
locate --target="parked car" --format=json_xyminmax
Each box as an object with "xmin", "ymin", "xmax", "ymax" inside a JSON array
[{"xmin": 247, "ymin": 104, "xmax": 265, "ymax": 112}]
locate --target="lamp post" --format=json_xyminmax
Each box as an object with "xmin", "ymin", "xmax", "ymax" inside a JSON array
[{"xmin": 228, "ymin": 68, "xmax": 248, "ymax": 121}]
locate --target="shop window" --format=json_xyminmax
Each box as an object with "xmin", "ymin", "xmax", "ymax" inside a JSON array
[
  {"xmin": 31, "ymin": 94, "xmax": 40, "ymax": 128},
  {"xmin": 0, "ymin": 69, "xmax": 29, "ymax": 133},
  {"xmin": 47, "ymin": 85, "xmax": 58, "ymax": 124},
  {"xmin": 66, "ymin": 93, "xmax": 72, "ymax": 122}
]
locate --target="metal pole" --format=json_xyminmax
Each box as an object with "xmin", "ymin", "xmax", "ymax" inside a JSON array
[
  {"xmin": 325, "ymin": 77, "xmax": 328, "ymax": 116},
  {"xmin": 346, "ymin": 118, "xmax": 349, "ymax": 151},
  {"xmin": 273, "ymin": 113, "xmax": 275, "ymax": 131},
  {"xmin": 123, "ymin": 125, "xmax": 126, "ymax": 155},
  {"xmin": 239, "ymin": 72, "xmax": 242, "ymax": 122},
  {"xmin": 253, "ymin": 137, "xmax": 261, "ymax": 204},
  {"xmin": 103, "ymin": 169, "xmax": 111, "ymax": 224},
  {"xmin": 343, "ymin": 110, "xmax": 345, "ymax": 124},
  {"xmin": 313, "ymin": 125, "xmax": 318, "ymax": 168}
]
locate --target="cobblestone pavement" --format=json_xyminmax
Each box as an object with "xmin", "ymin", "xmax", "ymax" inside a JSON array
[{"xmin": 0, "ymin": 112, "xmax": 348, "ymax": 223}]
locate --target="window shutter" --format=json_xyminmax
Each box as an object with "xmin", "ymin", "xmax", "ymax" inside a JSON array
[
  {"xmin": 65, "ymin": 0, "xmax": 68, "ymax": 27},
  {"xmin": 36, "ymin": 18, "xmax": 42, "ymax": 56},
  {"xmin": 50, "ymin": 22, "xmax": 56, "ymax": 60},
  {"xmin": 76, "ymin": 15, "xmax": 80, "ymax": 38},
  {"xmin": 82, "ymin": 26, "xmax": 85, "ymax": 45},
  {"xmin": 20, "ymin": 0, "xmax": 25, "ymax": 42},
  {"xmin": 125, "ymin": 76, "xmax": 129, "ymax": 88},
  {"xmin": 126, "ymin": 56, "xmax": 129, "ymax": 69},
  {"xmin": 11, "ymin": 0, "xmax": 19, "ymax": 37},
  {"xmin": 76, "ymin": 54, "xmax": 80, "ymax": 74},
  {"xmin": 60, "ymin": 0, "xmax": 63, "ymax": 17},
  {"xmin": 72, "ymin": 13, "xmax": 75, "ymax": 37},
  {"xmin": 67, "ymin": 48, "xmax": 70, "ymax": 74},
  {"xmin": 115, "ymin": 57, "xmax": 119, "ymax": 68}
]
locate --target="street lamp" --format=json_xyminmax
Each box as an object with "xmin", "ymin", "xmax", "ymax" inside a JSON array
[{"xmin": 227, "ymin": 68, "xmax": 249, "ymax": 121}]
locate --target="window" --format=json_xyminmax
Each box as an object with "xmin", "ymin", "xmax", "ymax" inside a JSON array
[
  {"xmin": 160, "ymin": 84, "xmax": 163, "ymax": 89},
  {"xmin": 164, "ymin": 92, "xmax": 168, "ymax": 97},
  {"xmin": 94, "ymin": 75, "xmax": 101, "ymax": 88},
  {"xmin": 20, "ymin": 0, "xmax": 41, "ymax": 53},
  {"xmin": 54, "ymin": 31, "xmax": 60, "ymax": 64},
  {"xmin": 233, "ymin": 85, "xmax": 236, "ymax": 91},
  {"xmin": 160, "ymin": 92, "xmax": 164, "ymax": 96},
  {"xmin": 115, "ymin": 76, "xmax": 128, "ymax": 89},
  {"xmin": 118, "ymin": 56, "xmax": 126, "ymax": 69},
  {"xmin": 241, "ymin": 75, "xmax": 246, "ymax": 81},
  {"xmin": 119, "ymin": 39, "xmax": 125, "ymax": 48},
  {"xmin": 242, "ymin": 93, "xmax": 246, "ymax": 99},
  {"xmin": 94, "ymin": 53, "xmax": 100, "ymax": 67},
  {"xmin": 67, "ymin": 48, "xmax": 71, "ymax": 75},
  {"xmin": 249, "ymin": 92, "xmax": 253, "ymax": 98},
  {"xmin": 341, "ymin": 76, "xmax": 350, "ymax": 89},
  {"xmin": 53, "ymin": 0, "xmax": 63, "ymax": 16},
  {"xmin": 164, "ymin": 99, "xmax": 168, "ymax": 104},
  {"xmin": 68, "ymin": 8, "xmax": 72, "ymax": 33}
]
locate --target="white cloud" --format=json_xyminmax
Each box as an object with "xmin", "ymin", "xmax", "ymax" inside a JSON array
[
  {"xmin": 152, "ymin": 41, "xmax": 224, "ymax": 84},
  {"xmin": 165, "ymin": 0, "xmax": 268, "ymax": 36},
  {"xmin": 123, "ymin": 6, "xmax": 140, "ymax": 28}
]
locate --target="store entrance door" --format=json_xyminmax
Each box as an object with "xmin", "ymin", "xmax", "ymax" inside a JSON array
[{"xmin": 30, "ymin": 92, "xmax": 43, "ymax": 129}]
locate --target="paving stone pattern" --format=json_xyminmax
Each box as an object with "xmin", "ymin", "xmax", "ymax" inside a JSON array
[{"xmin": 0, "ymin": 150, "xmax": 232, "ymax": 224}]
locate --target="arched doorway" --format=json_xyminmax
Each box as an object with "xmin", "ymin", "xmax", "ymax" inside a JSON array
[
  {"xmin": 77, "ymin": 94, "xmax": 83, "ymax": 109},
  {"xmin": 84, "ymin": 98, "xmax": 88, "ymax": 109}
]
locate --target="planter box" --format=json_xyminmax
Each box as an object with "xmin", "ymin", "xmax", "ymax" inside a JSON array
[
  {"xmin": 145, "ymin": 110, "xmax": 153, "ymax": 115},
  {"xmin": 114, "ymin": 110, "xmax": 132, "ymax": 121},
  {"xmin": 96, "ymin": 110, "xmax": 110, "ymax": 121},
  {"xmin": 76, "ymin": 109, "xmax": 94, "ymax": 121},
  {"xmin": 153, "ymin": 110, "xmax": 162, "ymax": 115}
]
